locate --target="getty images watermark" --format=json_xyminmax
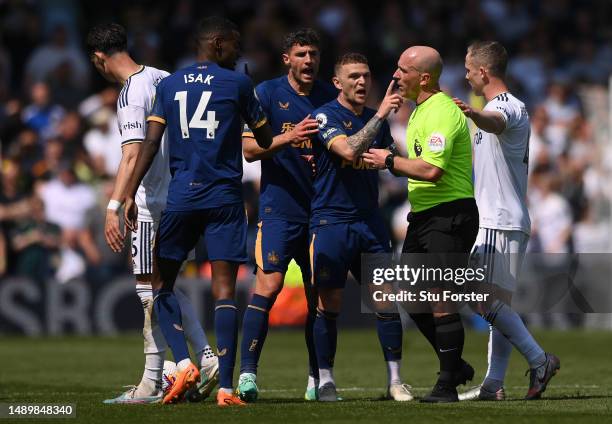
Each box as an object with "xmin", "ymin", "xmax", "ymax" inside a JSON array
[
  {"xmin": 371, "ymin": 264, "xmax": 490, "ymax": 303},
  {"xmin": 360, "ymin": 253, "xmax": 612, "ymax": 314}
]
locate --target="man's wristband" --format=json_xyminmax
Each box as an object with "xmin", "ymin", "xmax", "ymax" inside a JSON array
[
  {"xmin": 107, "ymin": 199, "xmax": 122, "ymax": 211},
  {"xmin": 385, "ymin": 153, "xmax": 395, "ymax": 170}
]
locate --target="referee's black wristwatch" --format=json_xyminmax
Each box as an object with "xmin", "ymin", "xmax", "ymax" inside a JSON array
[{"xmin": 384, "ymin": 152, "xmax": 395, "ymax": 170}]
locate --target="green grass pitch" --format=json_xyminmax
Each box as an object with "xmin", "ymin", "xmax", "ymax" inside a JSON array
[{"xmin": 1, "ymin": 329, "xmax": 611, "ymax": 423}]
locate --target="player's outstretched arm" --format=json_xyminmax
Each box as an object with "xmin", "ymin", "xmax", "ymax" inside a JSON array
[
  {"xmin": 124, "ymin": 121, "xmax": 165, "ymax": 231},
  {"xmin": 362, "ymin": 149, "xmax": 443, "ymax": 182},
  {"xmin": 104, "ymin": 143, "xmax": 140, "ymax": 252},
  {"xmin": 453, "ymin": 97, "xmax": 506, "ymax": 134},
  {"xmin": 243, "ymin": 115, "xmax": 319, "ymax": 162}
]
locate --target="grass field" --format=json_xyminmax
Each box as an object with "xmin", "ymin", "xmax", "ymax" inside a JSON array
[{"xmin": 1, "ymin": 329, "xmax": 611, "ymax": 423}]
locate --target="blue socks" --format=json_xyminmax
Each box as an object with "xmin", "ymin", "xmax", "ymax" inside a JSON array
[
  {"xmin": 313, "ymin": 308, "xmax": 338, "ymax": 370},
  {"xmin": 376, "ymin": 313, "xmax": 403, "ymax": 361},
  {"xmin": 305, "ymin": 308, "xmax": 319, "ymax": 379},
  {"xmin": 215, "ymin": 299, "xmax": 238, "ymax": 389},
  {"xmin": 153, "ymin": 289, "xmax": 190, "ymax": 363},
  {"xmin": 240, "ymin": 294, "xmax": 274, "ymax": 374}
]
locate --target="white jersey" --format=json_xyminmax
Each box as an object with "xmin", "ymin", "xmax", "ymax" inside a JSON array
[
  {"xmin": 117, "ymin": 65, "xmax": 170, "ymax": 222},
  {"xmin": 473, "ymin": 92, "xmax": 531, "ymax": 235}
]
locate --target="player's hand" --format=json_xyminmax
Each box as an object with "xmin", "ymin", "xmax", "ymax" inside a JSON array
[
  {"xmin": 453, "ymin": 97, "xmax": 474, "ymax": 118},
  {"xmin": 104, "ymin": 209, "xmax": 125, "ymax": 253},
  {"xmin": 362, "ymin": 148, "xmax": 391, "ymax": 170},
  {"xmin": 376, "ymin": 80, "xmax": 403, "ymax": 120},
  {"xmin": 124, "ymin": 197, "xmax": 139, "ymax": 233},
  {"xmin": 287, "ymin": 114, "xmax": 319, "ymax": 147}
]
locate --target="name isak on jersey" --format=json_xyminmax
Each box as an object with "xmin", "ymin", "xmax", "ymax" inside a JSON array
[{"xmin": 183, "ymin": 73, "xmax": 214, "ymax": 84}]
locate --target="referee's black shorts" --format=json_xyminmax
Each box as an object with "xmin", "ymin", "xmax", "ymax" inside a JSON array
[{"xmin": 402, "ymin": 197, "xmax": 479, "ymax": 254}]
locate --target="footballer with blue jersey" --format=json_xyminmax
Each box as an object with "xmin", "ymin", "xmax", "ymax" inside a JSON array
[
  {"xmin": 238, "ymin": 29, "xmax": 337, "ymax": 402},
  {"xmin": 124, "ymin": 17, "xmax": 273, "ymax": 407},
  {"xmin": 308, "ymin": 53, "xmax": 413, "ymax": 402}
]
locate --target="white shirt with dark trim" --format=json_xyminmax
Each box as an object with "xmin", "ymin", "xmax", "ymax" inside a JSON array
[
  {"xmin": 116, "ymin": 65, "xmax": 170, "ymax": 222},
  {"xmin": 473, "ymin": 92, "xmax": 531, "ymax": 235}
]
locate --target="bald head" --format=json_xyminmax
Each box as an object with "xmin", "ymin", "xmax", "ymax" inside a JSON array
[
  {"xmin": 400, "ymin": 46, "xmax": 443, "ymax": 83},
  {"xmin": 393, "ymin": 45, "xmax": 443, "ymax": 102}
]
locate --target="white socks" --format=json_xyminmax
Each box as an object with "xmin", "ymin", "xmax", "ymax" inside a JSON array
[
  {"xmin": 483, "ymin": 326, "xmax": 512, "ymax": 390},
  {"xmin": 307, "ymin": 375, "xmax": 318, "ymax": 391},
  {"xmin": 318, "ymin": 368, "xmax": 335, "ymax": 387},
  {"xmin": 136, "ymin": 284, "xmax": 166, "ymax": 395},
  {"xmin": 387, "ymin": 360, "xmax": 402, "ymax": 386},
  {"xmin": 176, "ymin": 358, "xmax": 192, "ymax": 372}
]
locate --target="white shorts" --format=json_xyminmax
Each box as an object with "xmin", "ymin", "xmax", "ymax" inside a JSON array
[
  {"xmin": 132, "ymin": 221, "xmax": 156, "ymax": 275},
  {"xmin": 131, "ymin": 220, "xmax": 196, "ymax": 275},
  {"xmin": 470, "ymin": 228, "xmax": 529, "ymax": 292}
]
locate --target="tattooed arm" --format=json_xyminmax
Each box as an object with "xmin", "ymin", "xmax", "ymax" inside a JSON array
[{"xmin": 328, "ymin": 80, "xmax": 403, "ymax": 161}]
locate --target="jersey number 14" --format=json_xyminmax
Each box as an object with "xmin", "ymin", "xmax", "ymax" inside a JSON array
[{"xmin": 174, "ymin": 90, "xmax": 219, "ymax": 140}]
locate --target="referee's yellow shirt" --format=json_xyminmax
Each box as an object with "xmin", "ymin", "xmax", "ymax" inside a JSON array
[{"xmin": 405, "ymin": 92, "xmax": 474, "ymax": 212}]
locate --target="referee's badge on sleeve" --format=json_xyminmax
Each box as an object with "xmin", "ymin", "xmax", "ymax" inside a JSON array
[{"xmin": 428, "ymin": 133, "xmax": 446, "ymax": 152}]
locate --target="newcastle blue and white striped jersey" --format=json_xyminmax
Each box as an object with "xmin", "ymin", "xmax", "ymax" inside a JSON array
[{"xmin": 116, "ymin": 65, "xmax": 170, "ymax": 222}]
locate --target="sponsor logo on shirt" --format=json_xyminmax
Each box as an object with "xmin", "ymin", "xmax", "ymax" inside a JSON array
[
  {"xmin": 428, "ymin": 133, "xmax": 446, "ymax": 153},
  {"xmin": 281, "ymin": 122, "xmax": 295, "ymax": 133},
  {"xmin": 122, "ymin": 121, "xmax": 143, "ymax": 131},
  {"xmin": 278, "ymin": 101, "xmax": 290, "ymax": 110}
]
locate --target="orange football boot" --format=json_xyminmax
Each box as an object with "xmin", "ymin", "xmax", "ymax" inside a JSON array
[
  {"xmin": 162, "ymin": 363, "xmax": 200, "ymax": 404},
  {"xmin": 216, "ymin": 390, "xmax": 246, "ymax": 407}
]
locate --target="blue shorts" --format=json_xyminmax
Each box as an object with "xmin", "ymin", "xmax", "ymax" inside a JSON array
[
  {"xmin": 157, "ymin": 205, "xmax": 248, "ymax": 263},
  {"xmin": 309, "ymin": 217, "xmax": 391, "ymax": 288},
  {"xmin": 255, "ymin": 219, "xmax": 311, "ymax": 281}
]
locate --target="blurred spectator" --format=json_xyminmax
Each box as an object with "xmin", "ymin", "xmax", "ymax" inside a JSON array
[
  {"xmin": 24, "ymin": 24, "xmax": 90, "ymax": 96},
  {"xmin": 83, "ymin": 107, "xmax": 122, "ymax": 177},
  {"xmin": 529, "ymin": 167, "xmax": 573, "ymax": 254},
  {"xmin": 9, "ymin": 196, "xmax": 61, "ymax": 282},
  {"xmin": 37, "ymin": 161, "xmax": 100, "ymax": 283},
  {"xmin": 21, "ymin": 82, "xmax": 65, "ymax": 141},
  {"xmin": 31, "ymin": 137, "xmax": 65, "ymax": 181},
  {"xmin": 541, "ymin": 80, "xmax": 582, "ymax": 156}
]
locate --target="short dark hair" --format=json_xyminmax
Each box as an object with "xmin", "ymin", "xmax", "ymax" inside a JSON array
[
  {"xmin": 86, "ymin": 23, "xmax": 127, "ymax": 56},
  {"xmin": 195, "ymin": 16, "xmax": 238, "ymax": 42},
  {"xmin": 467, "ymin": 41, "xmax": 508, "ymax": 77},
  {"xmin": 283, "ymin": 28, "xmax": 320, "ymax": 52},
  {"xmin": 334, "ymin": 52, "xmax": 368, "ymax": 75}
]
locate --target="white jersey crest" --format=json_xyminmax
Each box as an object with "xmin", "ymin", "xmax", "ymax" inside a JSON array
[
  {"xmin": 473, "ymin": 92, "xmax": 531, "ymax": 234},
  {"xmin": 116, "ymin": 66, "xmax": 170, "ymax": 222}
]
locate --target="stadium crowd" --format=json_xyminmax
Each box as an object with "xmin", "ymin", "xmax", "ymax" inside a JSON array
[{"xmin": 0, "ymin": 0, "xmax": 610, "ymax": 289}]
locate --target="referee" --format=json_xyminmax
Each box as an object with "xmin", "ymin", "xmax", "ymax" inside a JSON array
[{"xmin": 363, "ymin": 45, "xmax": 478, "ymax": 403}]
